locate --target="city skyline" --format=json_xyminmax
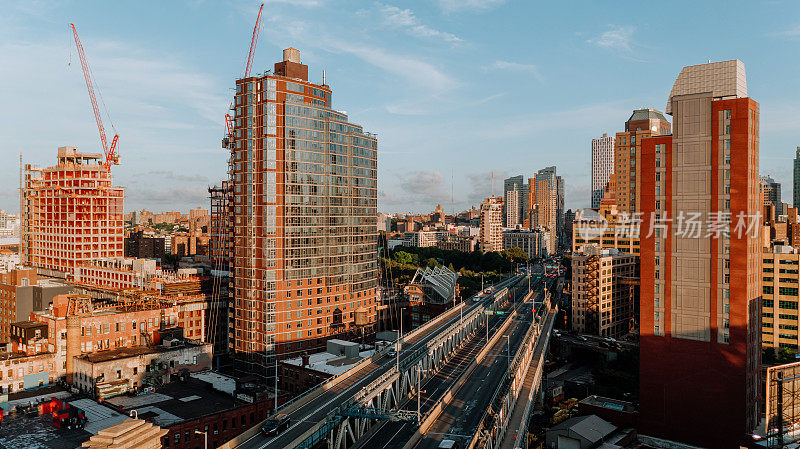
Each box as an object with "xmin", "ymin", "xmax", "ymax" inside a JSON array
[{"xmin": 2, "ymin": 1, "xmax": 800, "ymax": 214}]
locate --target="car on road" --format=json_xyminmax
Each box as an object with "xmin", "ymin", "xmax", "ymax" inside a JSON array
[
  {"xmin": 262, "ymin": 414, "xmax": 290, "ymax": 436},
  {"xmin": 387, "ymin": 348, "xmax": 397, "ymax": 357}
]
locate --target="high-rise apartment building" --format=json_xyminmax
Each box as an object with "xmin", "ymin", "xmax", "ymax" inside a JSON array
[
  {"xmin": 762, "ymin": 245, "xmax": 800, "ymax": 351},
  {"xmin": 591, "ymin": 133, "xmax": 615, "ymax": 209},
  {"xmin": 639, "ymin": 60, "xmax": 760, "ymax": 448},
  {"xmin": 760, "ymin": 175, "xmax": 782, "ymax": 216},
  {"xmin": 22, "ymin": 147, "xmax": 124, "ymax": 276},
  {"xmin": 613, "ymin": 109, "xmax": 671, "ymax": 214},
  {"xmin": 572, "ymin": 201, "xmax": 640, "ymax": 255},
  {"xmin": 503, "ymin": 175, "xmax": 524, "ymax": 227},
  {"xmin": 527, "ymin": 167, "xmax": 564, "ymax": 254},
  {"xmin": 571, "ymin": 247, "xmax": 637, "ymax": 338},
  {"xmin": 479, "ymin": 197, "xmax": 503, "ymax": 252},
  {"xmin": 794, "ymin": 147, "xmax": 800, "ymax": 207},
  {"xmin": 225, "ymin": 48, "xmax": 378, "ymax": 378}
]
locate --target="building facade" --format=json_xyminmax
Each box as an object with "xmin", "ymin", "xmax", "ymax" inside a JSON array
[
  {"xmin": 794, "ymin": 147, "xmax": 800, "ymax": 208},
  {"xmin": 479, "ymin": 197, "xmax": 503, "ymax": 252},
  {"xmin": 0, "ymin": 268, "xmax": 72, "ymax": 342},
  {"xmin": 225, "ymin": 48, "xmax": 378, "ymax": 379},
  {"xmin": 760, "ymin": 175, "xmax": 783, "ymax": 216},
  {"xmin": 612, "ymin": 109, "xmax": 671, "ymax": 215},
  {"xmin": 591, "ymin": 134, "xmax": 615, "ymax": 209},
  {"xmin": 528, "ymin": 167, "xmax": 564, "ymax": 254},
  {"xmin": 502, "ymin": 229, "xmax": 543, "ymax": 260},
  {"xmin": 762, "ymin": 246, "xmax": 800, "ymax": 352},
  {"xmin": 124, "ymin": 230, "xmax": 166, "ymax": 260},
  {"xmin": 503, "ymin": 175, "xmax": 525, "ymax": 228},
  {"xmin": 22, "ymin": 147, "xmax": 124, "ymax": 276},
  {"xmin": 639, "ymin": 60, "xmax": 760, "ymax": 447},
  {"xmin": 572, "ymin": 202, "xmax": 640, "ymax": 255},
  {"xmin": 571, "ymin": 247, "xmax": 637, "ymax": 338}
]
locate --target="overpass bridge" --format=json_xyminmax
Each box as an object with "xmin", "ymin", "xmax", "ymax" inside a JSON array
[{"xmin": 222, "ymin": 274, "xmax": 528, "ymax": 449}]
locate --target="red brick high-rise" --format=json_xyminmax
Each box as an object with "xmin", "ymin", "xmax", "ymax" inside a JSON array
[
  {"xmin": 225, "ymin": 48, "xmax": 378, "ymax": 379},
  {"xmin": 639, "ymin": 60, "xmax": 760, "ymax": 448}
]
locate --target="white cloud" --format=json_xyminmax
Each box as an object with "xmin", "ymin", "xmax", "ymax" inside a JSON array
[
  {"xmin": 435, "ymin": 0, "xmax": 507, "ymax": 13},
  {"xmin": 773, "ymin": 23, "xmax": 800, "ymax": 38},
  {"xmin": 587, "ymin": 26, "xmax": 635, "ymax": 52},
  {"xmin": 491, "ymin": 60, "xmax": 543, "ymax": 82},
  {"xmin": 0, "ymin": 36, "xmax": 228, "ymax": 212},
  {"xmin": 378, "ymin": 4, "xmax": 463, "ymax": 44}
]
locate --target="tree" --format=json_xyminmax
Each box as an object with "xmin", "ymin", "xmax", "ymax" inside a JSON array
[
  {"xmin": 503, "ymin": 247, "xmax": 528, "ymax": 263},
  {"xmin": 394, "ymin": 251, "xmax": 414, "ymax": 265}
]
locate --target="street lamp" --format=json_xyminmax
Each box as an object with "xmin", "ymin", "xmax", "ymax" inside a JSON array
[
  {"xmin": 397, "ymin": 307, "xmax": 406, "ymax": 373},
  {"xmin": 506, "ymin": 335, "xmax": 511, "ymax": 372},
  {"xmin": 416, "ymin": 365, "xmax": 428, "ymax": 422},
  {"xmin": 195, "ymin": 429, "xmax": 207, "ymax": 449}
]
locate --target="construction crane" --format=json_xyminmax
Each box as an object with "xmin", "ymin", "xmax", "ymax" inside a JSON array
[
  {"xmin": 70, "ymin": 23, "xmax": 119, "ymax": 170},
  {"xmin": 224, "ymin": 3, "xmax": 264, "ymax": 140},
  {"xmin": 244, "ymin": 3, "xmax": 264, "ymax": 79}
]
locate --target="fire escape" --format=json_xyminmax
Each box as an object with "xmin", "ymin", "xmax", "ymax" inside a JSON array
[{"xmin": 584, "ymin": 255, "xmax": 601, "ymax": 335}]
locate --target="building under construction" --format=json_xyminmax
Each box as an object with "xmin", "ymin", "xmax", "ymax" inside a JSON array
[{"xmin": 21, "ymin": 147, "xmax": 124, "ymax": 276}]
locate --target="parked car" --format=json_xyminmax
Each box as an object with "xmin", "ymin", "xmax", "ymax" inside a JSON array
[
  {"xmin": 439, "ymin": 440, "xmax": 459, "ymax": 449},
  {"xmin": 262, "ymin": 414, "xmax": 291, "ymax": 436}
]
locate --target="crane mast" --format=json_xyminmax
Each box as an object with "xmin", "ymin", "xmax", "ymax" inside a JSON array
[
  {"xmin": 70, "ymin": 23, "xmax": 119, "ymax": 170},
  {"xmin": 244, "ymin": 3, "xmax": 264, "ymax": 79},
  {"xmin": 224, "ymin": 3, "xmax": 264, "ymax": 144}
]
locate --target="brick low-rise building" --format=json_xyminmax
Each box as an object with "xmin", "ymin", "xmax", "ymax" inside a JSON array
[
  {"xmin": 0, "ymin": 268, "xmax": 72, "ymax": 342},
  {"xmin": 72, "ymin": 340, "xmax": 212, "ymax": 398},
  {"xmin": 571, "ymin": 247, "xmax": 637, "ymax": 338}
]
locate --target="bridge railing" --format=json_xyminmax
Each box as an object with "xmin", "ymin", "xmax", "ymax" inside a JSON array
[
  {"xmin": 290, "ymin": 276, "xmax": 525, "ymax": 449},
  {"xmin": 468, "ymin": 287, "xmax": 556, "ymax": 449}
]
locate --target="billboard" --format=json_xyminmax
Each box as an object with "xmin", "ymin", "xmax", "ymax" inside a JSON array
[{"xmin": 766, "ymin": 361, "xmax": 800, "ymax": 447}]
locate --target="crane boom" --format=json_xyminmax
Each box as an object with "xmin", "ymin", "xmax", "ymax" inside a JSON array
[
  {"xmin": 243, "ymin": 3, "xmax": 264, "ymax": 78},
  {"xmin": 70, "ymin": 23, "xmax": 118, "ymax": 169}
]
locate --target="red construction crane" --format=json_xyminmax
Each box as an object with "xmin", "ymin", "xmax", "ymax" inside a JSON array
[
  {"xmin": 224, "ymin": 3, "xmax": 264, "ymax": 142},
  {"xmin": 70, "ymin": 23, "xmax": 119, "ymax": 170},
  {"xmin": 244, "ymin": 3, "xmax": 264, "ymax": 79}
]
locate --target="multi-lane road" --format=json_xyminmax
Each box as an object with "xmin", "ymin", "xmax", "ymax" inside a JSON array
[
  {"xmin": 352, "ymin": 272, "xmax": 556, "ymax": 449},
  {"xmin": 234, "ymin": 276, "xmax": 523, "ymax": 449}
]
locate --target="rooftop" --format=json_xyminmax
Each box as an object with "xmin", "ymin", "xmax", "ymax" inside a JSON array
[
  {"xmin": 666, "ymin": 59, "xmax": 747, "ymax": 114},
  {"xmin": 12, "ymin": 320, "xmax": 47, "ymax": 329},
  {"xmin": 76, "ymin": 341, "xmax": 206, "ymax": 364},
  {"xmin": 104, "ymin": 377, "xmax": 242, "ymax": 427},
  {"xmin": 282, "ymin": 347, "xmax": 376, "ymax": 376},
  {"xmin": 626, "ymin": 108, "xmax": 668, "ymax": 124}
]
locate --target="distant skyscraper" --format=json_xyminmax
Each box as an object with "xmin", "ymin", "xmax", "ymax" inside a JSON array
[
  {"xmin": 22, "ymin": 147, "xmax": 124, "ymax": 275},
  {"xmin": 527, "ymin": 167, "xmax": 564, "ymax": 254},
  {"xmin": 613, "ymin": 109, "xmax": 671, "ymax": 214},
  {"xmin": 760, "ymin": 175, "xmax": 782, "ymax": 216},
  {"xmin": 639, "ymin": 60, "xmax": 760, "ymax": 448},
  {"xmin": 591, "ymin": 133, "xmax": 615, "ymax": 209},
  {"xmin": 503, "ymin": 175, "xmax": 524, "ymax": 227},
  {"xmin": 794, "ymin": 147, "xmax": 800, "ymax": 207},
  {"xmin": 479, "ymin": 197, "xmax": 503, "ymax": 252},
  {"xmin": 225, "ymin": 48, "xmax": 378, "ymax": 379}
]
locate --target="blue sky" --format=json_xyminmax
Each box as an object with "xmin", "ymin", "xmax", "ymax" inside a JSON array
[{"xmin": 1, "ymin": 0, "xmax": 799, "ymax": 214}]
